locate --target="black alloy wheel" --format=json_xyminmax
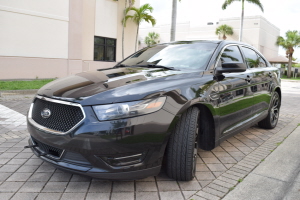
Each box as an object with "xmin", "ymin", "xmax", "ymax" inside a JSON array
[{"xmin": 258, "ymin": 91, "xmax": 280, "ymax": 129}]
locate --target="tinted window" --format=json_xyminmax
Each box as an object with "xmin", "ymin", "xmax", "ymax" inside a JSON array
[
  {"xmin": 258, "ymin": 55, "xmax": 267, "ymax": 68},
  {"xmin": 120, "ymin": 42, "xmax": 218, "ymax": 70},
  {"xmin": 241, "ymin": 47, "xmax": 267, "ymax": 68},
  {"xmin": 220, "ymin": 46, "xmax": 243, "ymax": 64}
]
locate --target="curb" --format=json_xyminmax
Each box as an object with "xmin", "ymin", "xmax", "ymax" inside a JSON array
[
  {"xmin": 0, "ymin": 89, "xmax": 38, "ymax": 97},
  {"xmin": 188, "ymin": 114, "xmax": 300, "ymax": 200},
  {"xmin": 281, "ymin": 79, "xmax": 300, "ymax": 82},
  {"xmin": 223, "ymin": 120, "xmax": 300, "ymax": 200}
]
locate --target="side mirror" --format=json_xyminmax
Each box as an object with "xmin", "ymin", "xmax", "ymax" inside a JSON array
[{"xmin": 215, "ymin": 63, "xmax": 247, "ymax": 75}]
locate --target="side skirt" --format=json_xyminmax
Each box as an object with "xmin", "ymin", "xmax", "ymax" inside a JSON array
[{"xmin": 217, "ymin": 110, "xmax": 268, "ymax": 145}]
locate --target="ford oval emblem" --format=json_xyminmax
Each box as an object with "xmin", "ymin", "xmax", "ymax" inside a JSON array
[{"xmin": 41, "ymin": 108, "xmax": 51, "ymax": 119}]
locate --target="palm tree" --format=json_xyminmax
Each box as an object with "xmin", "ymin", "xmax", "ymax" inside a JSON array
[
  {"xmin": 276, "ymin": 30, "xmax": 300, "ymax": 78},
  {"xmin": 124, "ymin": 4, "xmax": 156, "ymax": 52},
  {"xmin": 170, "ymin": 0, "xmax": 181, "ymax": 41},
  {"xmin": 222, "ymin": 0, "xmax": 264, "ymax": 42},
  {"xmin": 145, "ymin": 32, "xmax": 160, "ymax": 46},
  {"xmin": 121, "ymin": 0, "xmax": 135, "ymax": 60},
  {"xmin": 215, "ymin": 24, "xmax": 234, "ymax": 40}
]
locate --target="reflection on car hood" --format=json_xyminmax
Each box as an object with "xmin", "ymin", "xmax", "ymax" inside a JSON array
[{"xmin": 37, "ymin": 67, "xmax": 203, "ymax": 105}]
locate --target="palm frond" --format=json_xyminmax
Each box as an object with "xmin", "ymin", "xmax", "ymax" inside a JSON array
[
  {"xmin": 140, "ymin": 3, "xmax": 154, "ymax": 13},
  {"xmin": 215, "ymin": 24, "xmax": 234, "ymax": 37},
  {"xmin": 124, "ymin": 3, "xmax": 156, "ymax": 51},
  {"xmin": 276, "ymin": 30, "xmax": 300, "ymax": 54},
  {"xmin": 222, "ymin": 0, "xmax": 236, "ymax": 10},
  {"xmin": 145, "ymin": 32, "xmax": 160, "ymax": 46},
  {"xmin": 146, "ymin": 16, "xmax": 156, "ymax": 26},
  {"xmin": 122, "ymin": 15, "xmax": 134, "ymax": 27},
  {"xmin": 247, "ymin": 0, "xmax": 264, "ymax": 12}
]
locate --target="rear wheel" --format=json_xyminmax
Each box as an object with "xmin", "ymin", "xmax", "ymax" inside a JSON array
[
  {"xmin": 165, "ymin": 107, "xmax": 200, "ymax": 181},
  {"xmin": 258, "ymin": 91, "xmax": 280, "ymax": 129}
]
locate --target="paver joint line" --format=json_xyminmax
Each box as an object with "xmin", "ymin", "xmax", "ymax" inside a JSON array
[{"xmin": 0, "ymin": 82, "xmax": 299, "ymax": 200}]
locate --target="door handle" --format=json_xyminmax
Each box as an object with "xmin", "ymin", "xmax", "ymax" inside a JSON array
[
  {"xmin": 245, "ymin": 75, "xmax": 251, "ymax": 83},
  {"xmin": 268, "ymin": 72, "xmax": 273, "ymax": 78}
]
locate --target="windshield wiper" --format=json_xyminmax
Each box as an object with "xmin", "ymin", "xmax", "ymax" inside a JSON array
[
  {"xmin": 113, "ymin": 64, "xmax": 129, "ymax": 68},
  {"xmin": 132, "ymin": 64, "xmax": 180, "ymax": 71}
]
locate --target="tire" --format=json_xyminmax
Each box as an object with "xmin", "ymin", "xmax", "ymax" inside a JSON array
[
  {"xmin": 165, "ymin": 107, "xmax": 200, "ymax": 181},
  {"xmin": 258, "ymin": 91, "xmax": 280, "ymax": 129}
]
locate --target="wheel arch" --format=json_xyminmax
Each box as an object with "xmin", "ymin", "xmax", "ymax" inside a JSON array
[
  {"xmin": 275, "ymin": 87, "xmax": 281, "ymax": 100},
  {"xmin": 274, "ymin": 86, "xmax": 282, "ymax": 108},
  {"xmin": 170, "ymin": 102, "xmax": 217, "ymax": 151},
  {"xmin": 192, "ymin": 103, "xmax": 216, "ymax": 150}
]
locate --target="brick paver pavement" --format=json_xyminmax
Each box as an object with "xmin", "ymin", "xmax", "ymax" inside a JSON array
[{"xmin": 0, "ymin": 80, "xmax": 299, "ymax": 200}]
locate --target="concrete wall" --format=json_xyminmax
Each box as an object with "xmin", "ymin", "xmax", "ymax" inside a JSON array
[
  {"xmin": 219, "ymin": 16, "xmax": 279, "ymax": 59},
  {"xmin": 258, "ymin": 17, "xmax": 280, "ymax": 59},
  {"xmin": 0, "ymin": 0, "xmax": 69, "ymax": 59},
  {"xmin": 95, "ymin": 0, "xmax": 118, "ymax": 38},
  {"xmin": 0, "ymin": 0, "xmax": 140, "ymax": 80}
]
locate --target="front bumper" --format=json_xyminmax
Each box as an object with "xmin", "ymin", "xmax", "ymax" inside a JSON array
[
  {"xmin": 27, "ymin": 105, "xmax": 176, "ymax": 180},
  {"xmin": 28, "ymin": 137, "xmax": 160, "ymax": 179}
]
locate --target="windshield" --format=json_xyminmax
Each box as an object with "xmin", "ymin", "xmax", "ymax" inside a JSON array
[{"xmin": 119, "ymin": 42, "xmax": 218, "ymax": 71}]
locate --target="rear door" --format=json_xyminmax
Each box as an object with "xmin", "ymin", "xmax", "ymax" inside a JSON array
[
  {"xmin": 216, "ymin": 45, "xmax": 254, "ymax": 136},
  {"xmin": 240, "ymin": 46, "xmax": 272, "ymax": 116}
]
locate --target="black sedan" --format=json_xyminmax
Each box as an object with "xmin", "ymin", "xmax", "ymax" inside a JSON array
[{"xmin": 26, "ymin": 40, "xmax": 281, "ymax": 181}]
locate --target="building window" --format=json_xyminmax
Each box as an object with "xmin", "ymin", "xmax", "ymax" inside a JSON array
[
  {"xmin": 207, "ymin": 22, "xmax": 214, "ymax": 25},
  {"xmin": 94, "ymin": 36, "xmax": 116, "ymax": 62}
]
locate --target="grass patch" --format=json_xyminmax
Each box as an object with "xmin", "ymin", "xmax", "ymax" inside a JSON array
[
  {"xmin": 276, "ymin": 142, "xmax": 282, "ymax": 146},
  {"xmin": 281, "ymin": 75, "xmax": 300, "ymax": 80},
  {"xmin": 238, "ymin": 179, "xmax": 243, "ymax": 183},
  {"xmin": 0, "ymin": 79, "xmax": 55, "ymax": 90},
  {"xmin": 229, "ymin": 187, "xmax": 235, "ymax": 191}
]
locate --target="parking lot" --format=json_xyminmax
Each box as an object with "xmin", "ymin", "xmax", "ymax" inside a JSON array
[{"xmin": 0, "ymin": 80, "xmax": 299, "ymax": 200}]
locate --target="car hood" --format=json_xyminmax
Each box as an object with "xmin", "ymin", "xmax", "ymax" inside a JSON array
[{"xmin": 37, "ymin": 67, "xmax": 204, "ymax": 105}]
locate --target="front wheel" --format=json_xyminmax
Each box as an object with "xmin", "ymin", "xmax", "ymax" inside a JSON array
[
  {"xmin": 258, "ymin": 91, "xmax": 280, "ymax": 129},
  {"xmin": 165, "ymin": 107, "xmax": 200, "ymax": 181}
]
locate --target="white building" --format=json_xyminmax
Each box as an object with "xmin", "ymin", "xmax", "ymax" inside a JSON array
[
  {"xmin": 0, "ymin": 0, "xmax": 140, "ymax": 80},
  {"xmin": 139, "ymin": 16, "xmax": 280, "ymax": 60}
]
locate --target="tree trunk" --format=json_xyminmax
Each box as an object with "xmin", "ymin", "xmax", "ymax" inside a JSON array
[
  {"xmin": 122, "ymin": 0, "xmax": 127, "ymax": 60},
  {"xmin": 135, "ymin": 23, "xmax": 139, "ymax": 52},
  {"xmin": 287, "ymin": 53, "xmax": 292, "ymax": 78},
  {"xmin": 170, "ymin": 0, "xmax": 177, "ymax": 41},
  {"xmin": 223, "ymin": 34, "xmax": 227, "ymax": 40},
  {"xmin": 239, "ymin": 0, "xmax": 244, "ymax": 42}
]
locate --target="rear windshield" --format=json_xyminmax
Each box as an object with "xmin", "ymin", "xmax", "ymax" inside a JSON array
[{"xmin": 120, "ymin": 42, "xmax": 218, "ymax": 71}]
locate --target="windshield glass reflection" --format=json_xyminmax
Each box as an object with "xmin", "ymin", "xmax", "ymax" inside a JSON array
[{"xmin": 119, "ymin": 42, "xmax": 218, "ymax": 71}]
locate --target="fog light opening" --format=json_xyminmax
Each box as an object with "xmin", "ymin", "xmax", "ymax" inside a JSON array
[{"xmin": 98, "ymin": 152, "xmax": 147, "ymax": 166}]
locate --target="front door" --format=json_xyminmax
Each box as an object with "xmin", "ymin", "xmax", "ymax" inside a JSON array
[
  {"xmin": 240, "ymin": 46, "xmax": 273, "ymax": 116},
  {"xmin": 215, "ymin": 45, "xmax": 254, "ymax": 136}
]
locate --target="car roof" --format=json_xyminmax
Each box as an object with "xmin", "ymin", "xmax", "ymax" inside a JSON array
[{"xmin": 160, "ymin": 40, "xmax": 251, "ymax": 46}]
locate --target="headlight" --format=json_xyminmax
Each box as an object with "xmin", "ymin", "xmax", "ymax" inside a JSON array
[{"xmin": 92, "ymin": 97, "xmax": 166, "ymax": 121}]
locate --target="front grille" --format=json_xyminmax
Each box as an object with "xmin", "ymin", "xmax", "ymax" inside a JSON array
[
  {"xmin": 32, "ymin": 137, "xmax": 64, "ymax": 159},
  {"xmin": 31, "ymin": 98, "xmax": 84, "ymax": 133}
]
